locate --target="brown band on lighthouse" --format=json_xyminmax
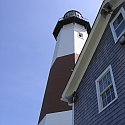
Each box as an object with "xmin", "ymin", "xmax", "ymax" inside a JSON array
[{"xmin": 38, "ymin": 53, "xmax": 79, "ymax": 123}]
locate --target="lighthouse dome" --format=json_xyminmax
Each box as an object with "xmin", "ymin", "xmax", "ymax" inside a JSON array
[{"xmin": 64, "ymin": 10, "xmax": 83, "ymax": 19}]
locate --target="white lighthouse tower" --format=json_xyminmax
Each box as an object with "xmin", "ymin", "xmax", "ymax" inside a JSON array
[{"xmin": 38, "ymin": 10, "xmax": 91, "ymax": 125}]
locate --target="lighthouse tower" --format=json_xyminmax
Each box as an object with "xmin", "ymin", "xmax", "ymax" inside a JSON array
[{"xmin": 38, "ymin": 10, "xmax": 91, "ymax": 125}]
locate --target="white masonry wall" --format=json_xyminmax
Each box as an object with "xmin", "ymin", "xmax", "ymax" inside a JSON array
[
  {"xmin": 38, "ymin": 110, "xmax": 72, "ymax": 125},
  {"xmin": 52, "ymin": 23, "xmax": 88, "ymax": 65},
  {"xmin": 74, "ymin": 23, "xmax": 88, "ymax": 55}
]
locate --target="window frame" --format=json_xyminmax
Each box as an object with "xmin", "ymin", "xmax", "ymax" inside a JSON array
[
  {"xmin": 95, "ymin": 65, "xmax": 118, "ymax": 113},
  {"xmin": 110, "ymin": 7, "xmax": 125, "ymax": 43}
]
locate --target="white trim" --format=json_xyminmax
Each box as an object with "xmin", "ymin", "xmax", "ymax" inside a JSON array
[
  {"xmin": 95, "ymin": 65, "xmax": 118, "ymax": 113},
  {"xmin": 110, "ymin": 7, "xmax": 125, "ymax": 43}
]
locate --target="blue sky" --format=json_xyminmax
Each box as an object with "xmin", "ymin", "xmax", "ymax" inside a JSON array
[{"xmin": 0, "ymin": 0, "xmax": 102, "ymax": 125}]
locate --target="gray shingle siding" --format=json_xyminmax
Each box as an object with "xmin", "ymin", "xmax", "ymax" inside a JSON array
[{"xmin": 74, "ymin": 2, "xmax": 125, "ymax": 125}]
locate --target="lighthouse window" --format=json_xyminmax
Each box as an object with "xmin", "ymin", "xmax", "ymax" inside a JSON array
[{"xmin": 78, "ymin": 32, "xmax": 83, "ymax": 39}]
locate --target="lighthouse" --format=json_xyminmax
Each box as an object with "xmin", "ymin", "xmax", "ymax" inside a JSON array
[{"xmin": 38, "ymin": 10, "xmax": 91, "ymax": 125}]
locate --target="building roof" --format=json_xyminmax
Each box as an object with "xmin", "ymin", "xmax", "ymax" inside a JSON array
[{"xmin": 61, "ymin": 0, "xmax": 124, "ymax": 103}]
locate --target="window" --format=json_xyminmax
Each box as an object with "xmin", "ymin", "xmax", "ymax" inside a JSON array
[
  {"xmin": 110, "ymin": 7, "xmax": 125, "ymax": 43},
  {"xmin": 78, "ymin": 32, "xmax": 83, "ymax": 39},
  {"xmin": 96, "ymin": 65, "xmax": 118, "ymax": 112}
]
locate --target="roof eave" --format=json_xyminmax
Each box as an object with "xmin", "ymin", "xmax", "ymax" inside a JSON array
[{"xmin": 61, "ymin": 0, "xmax": 120, "ymax": 102}]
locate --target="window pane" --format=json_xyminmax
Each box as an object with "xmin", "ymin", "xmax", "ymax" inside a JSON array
[
  {"xmin": 106, "ymin": 89, "xmax": 110, "ymax": 97},
  {"xmin": 111, "ymin": 92, "xmax": 115, "ymax": 100},
  {"xmin": 107, "ymin": 71, "xmax": 112, "ymax": 85},
  {"xmin": 113, "ymin": 13, "xmax": 124, "ymax": 29},
  {"xmin": 110, "ymin": 86, "xmax": 114, "ymax": 93},
  {"xmin": 103, "ymin": 75, "xmax": 108, "ymax": 89},
  {"xmin": 102, "ymin": 92, "xmax": 106, "ymax": 100},
  {"xmin": 102, "ymin": 99, "xmax": 107, "ymax": 107},
  {"xmin": 99, "ymin": 80, "xmax": 104, "ymax": 93},
  {"xmin": 102, "ymin": 92, "xmax": 108, "ymax": 107},
  {"xmin": 102, "ymin": 86, "xmax": 116, "ymax": 107},
  {"xmin": 115, "ymin": 20, "xmax": 125, "ymax": 37},
  {"xmin": 107, "ymin": 96, "xmax": 112, "ymax": 103}
]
